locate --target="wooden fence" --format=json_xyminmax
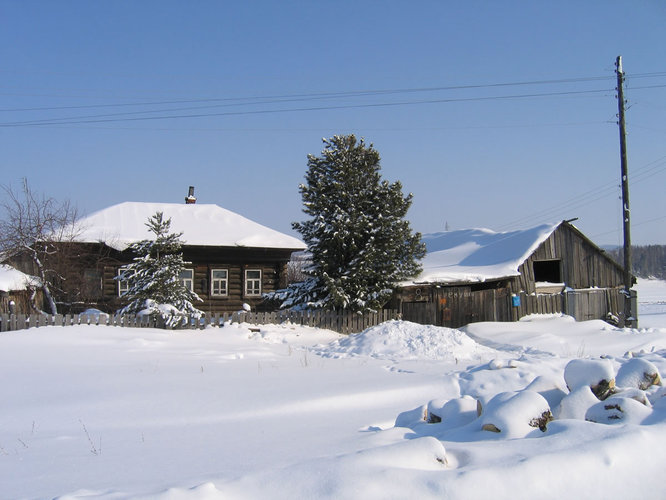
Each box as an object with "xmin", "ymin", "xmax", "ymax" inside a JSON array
[
  {"xmin": 510, "ymin": 288, "xmax": 625, "ymax": 323},
  {"xmin": 0, "ymin": 288, "xmax": 628, "ymax": 334},
  {"xmin": 0, "ymin": 309, "xmax": 399, "ymax": 335}
]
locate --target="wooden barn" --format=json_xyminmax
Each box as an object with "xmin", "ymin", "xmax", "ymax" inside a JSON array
[
  {"xmin": 42, "ymin": 196, "xmax": 305, "ymax": 314},
  {"xmin": 392, "ymin": 221, "xmax": 635, "ymax": 328}
]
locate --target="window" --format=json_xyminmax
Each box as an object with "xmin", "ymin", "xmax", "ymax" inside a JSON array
[
  {"xmin": 179, "ymin": 269, "xmax": 194, "ymax": 292},
  {"xmin": 117, "ymin": 267, "xmax": 133, "ymax": 297},
  {"xmin": 533, "ymin": 260, "xmax": 562, "ymax": 283},
  {"xmin": 211, "ymin": 269, "xmax": 228, "ymax": 296},
  {"xmin": 244, "ymin": 269, "xmax": 262, "ymax": 296},
  {"xmin": 83, "ymin": 269, "xmax": 103, "ymax": 299}
]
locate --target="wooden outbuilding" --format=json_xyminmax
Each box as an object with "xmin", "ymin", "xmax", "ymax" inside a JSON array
[
  {"xmin": 392, "ymin": 221, "xmax": 635, "ymax": 328},
  {"xmin": 0, "ymin": 264, "xmax": 42, "ymax": 314}
]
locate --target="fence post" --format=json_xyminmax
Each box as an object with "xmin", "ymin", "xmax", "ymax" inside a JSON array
[{"xmin": 565, "ymin": 290, "xmax": 575, "ymax": 320}]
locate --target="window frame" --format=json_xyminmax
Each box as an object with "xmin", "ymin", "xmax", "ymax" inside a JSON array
[
  {"xmin": 244, "ymin": 269, "xmax": 262, "ymax": 297},
  {"xmin": 83, "ymin": 268, "xmax": 103, "ymax": 299},
  {"xmin": 117, "ymin": 267, "xmax": 133, "ymax": 297},
  {"xmin": 179, "ymin": 268, "xmax": 194, "ymax": 292},
  {"xmin": 210, "ymin": 268, "xmax": 229, "ymax": 297}
]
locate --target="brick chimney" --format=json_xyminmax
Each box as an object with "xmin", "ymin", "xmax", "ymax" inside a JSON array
[{"xmin": 185, "ymin": 186, "xmax": 197, "ymax": 204}]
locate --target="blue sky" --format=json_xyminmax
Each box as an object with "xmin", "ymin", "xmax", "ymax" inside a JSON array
[{"xmin": 2, "ymin": 0, "xmax": 665, "ymax": 245}]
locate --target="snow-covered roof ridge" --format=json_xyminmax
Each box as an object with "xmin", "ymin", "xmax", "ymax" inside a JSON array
[
  {"xmin": 409, "ymin": 222, "xmax": 561, "ymax": 284},
  {"xmin": 74, "ymin": 202, "xmax": 306, "ymax": 252}
]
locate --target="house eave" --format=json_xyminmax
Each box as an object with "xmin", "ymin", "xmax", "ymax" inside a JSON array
[{"xmin": 403, "ymin": 275, "xmax": 516, "ymax": 288}]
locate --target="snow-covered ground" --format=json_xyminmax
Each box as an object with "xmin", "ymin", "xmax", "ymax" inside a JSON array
[
  {"xmin": 2, "ymin": 280, "xmax": 666, "ymax": 499},
  {"xmin": 636, "ymin": 277, "xmax": 666, "ymax": 328}
]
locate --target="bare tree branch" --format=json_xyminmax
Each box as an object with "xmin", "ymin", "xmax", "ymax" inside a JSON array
[{"xmin": 0, "ymin": 178, "xmax": 80, "ymax": 314}]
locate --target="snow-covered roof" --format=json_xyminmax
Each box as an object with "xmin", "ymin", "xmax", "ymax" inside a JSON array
[
  {"xmin": 73, "ymin": 202, "xmax": 306, "ymax": 252},
  {"xmin": 408, "ymin": 222, "xmax": 561, "ymax": 285},
  {"xmin": 0, "ymin": 264, "xmax": 40, "ymax": 292}
]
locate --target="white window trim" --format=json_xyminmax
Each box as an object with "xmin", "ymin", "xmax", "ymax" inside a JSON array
[
  {"xmin": 179, "ymin": 268, "xmax": 194, "ymax": 292},
  {"xmin": 117, "ymin": 267, "xmax": 132, "ymax": 297},
  {"xmin": 244, "ymin": 269, "xmax": 262, "ymax": 297},
  {"xmin": 211, "ymin": 268, "xmax": 229, "ymax": 297}
]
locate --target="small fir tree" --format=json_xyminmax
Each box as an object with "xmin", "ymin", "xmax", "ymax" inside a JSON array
[
  {"xmin": 270, "ymin": 134, "xmax": 426, "ymax": 312},
  {"xmin": 118, "ymin": 212, "xmax": 202, "ymax": 322}
]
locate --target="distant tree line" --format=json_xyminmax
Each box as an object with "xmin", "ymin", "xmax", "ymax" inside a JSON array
[{"xmin": 608, "ymin": 245, "xmax": 666, "ymax": 279}]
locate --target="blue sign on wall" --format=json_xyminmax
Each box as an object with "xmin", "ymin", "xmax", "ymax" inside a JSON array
[{"xmin": 512, "ymin": 295, "xmax": 521, "ymax": 307}]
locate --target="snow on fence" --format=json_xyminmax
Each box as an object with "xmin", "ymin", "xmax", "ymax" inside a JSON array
[{"xmin": 0, "ymin": 309, "xmax": 399, "ymax": 335}]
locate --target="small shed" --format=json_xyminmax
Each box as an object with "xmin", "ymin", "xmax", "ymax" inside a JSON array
[
  {"xmin": 393, "ymin": 221, "xmax": 634, "ymax": 328},
  {"xmin": 0, "ymin": 264, "xmax": 41, "ymax": 314}
]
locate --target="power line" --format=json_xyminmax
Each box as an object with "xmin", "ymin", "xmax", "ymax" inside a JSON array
[
  {"xmin": 17, "ymin": 120, "xmax": 607, "ymax": 133},
  {"xmin": 0, "ymin": 88, "xmax": 616, "ymax": 128},
  {"xmin": 2, "ymin": 72, "xmax": 663, "ymax": 128},
  {"xmin": 5, "ymin": 73, "xmax": 654, "ymax": 114},
  {"xmin": 591, "ymin": 214, "xmax": 666, "ymax": 239},
  {"xmin": 2, "ymin": 71, "xmax": 663, "ymax": 115},
  {"xmin": 0, "ymin": 74, "xmax": 623, "ymax": 110},
  {"xmin": 494, "ymin": 154, "xmax": 666, "ymax": 231},
  {"xmin": 624, "ymin": 84, "xmax": 666, "ymax": 91}
]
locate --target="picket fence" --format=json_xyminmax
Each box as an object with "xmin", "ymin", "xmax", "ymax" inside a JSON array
[{"xmin": 0, "ymin": 309, "xmax": 400, "ymax": 335}]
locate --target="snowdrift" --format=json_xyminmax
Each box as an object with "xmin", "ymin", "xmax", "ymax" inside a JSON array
[{"xmin": 315, "ymin": 320, "xmax": 496, "ymax": 362}]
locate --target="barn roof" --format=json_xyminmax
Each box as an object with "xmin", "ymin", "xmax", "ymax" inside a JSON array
[
  {"xmin": 409, "ymin": 222, "xmax": 561, "ymax": 285},
  {"xmin": 74, "ymin": 202, "xmax": 306, "ymax": 252}
]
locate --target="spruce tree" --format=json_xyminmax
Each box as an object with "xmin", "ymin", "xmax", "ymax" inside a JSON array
[
  {"xmin": 118, "ymin": 212, "xmax": 201, "ymax": 320},
  {"xmin": 273, "ymin": 134, "xmax": 426, "ymax": 312}
]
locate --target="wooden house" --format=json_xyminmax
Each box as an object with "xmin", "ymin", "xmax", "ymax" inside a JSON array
[
  {"xmin": 392, "ymin": 221, "xmax": 635, "ymax": 328},
  {"xmin": 57, "ymin": 198, "xmax": 305, "ymax": 314}
]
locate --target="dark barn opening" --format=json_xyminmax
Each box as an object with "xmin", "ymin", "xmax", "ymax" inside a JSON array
[{"xmin": 533, "ymin": 259, "xmax": 562, "ymax": 283}]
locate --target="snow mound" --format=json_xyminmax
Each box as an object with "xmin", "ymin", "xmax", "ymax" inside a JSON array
[
  {"xmin": 350, "ymin": 436, "xmax": 447, "ymax": 471},
  {"xmin": 616, "ymin": 357, "xmax": 661, "ymax": 390},
  {"xmin": 478, "ymin": 390, "xmax": 552, "ymax": 438},
  {"xmin": 316, "ymin": 320, "xmax": 495, "ymax": 361},
  {"xmin": 586, "ymin": 396, "xmax": 653, "ymax": 425},
  {"xmin": 556, "ymin": 385, "xmax": 600, "ymax": 420},
  {"xmin": 564, "ymin": 358, "xmax": 615, "ymax": 398}
]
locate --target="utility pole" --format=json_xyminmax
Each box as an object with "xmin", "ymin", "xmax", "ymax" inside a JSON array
[{"xmin": 616, "ymin": 55, "xmax": 635, "ymax": 327}]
